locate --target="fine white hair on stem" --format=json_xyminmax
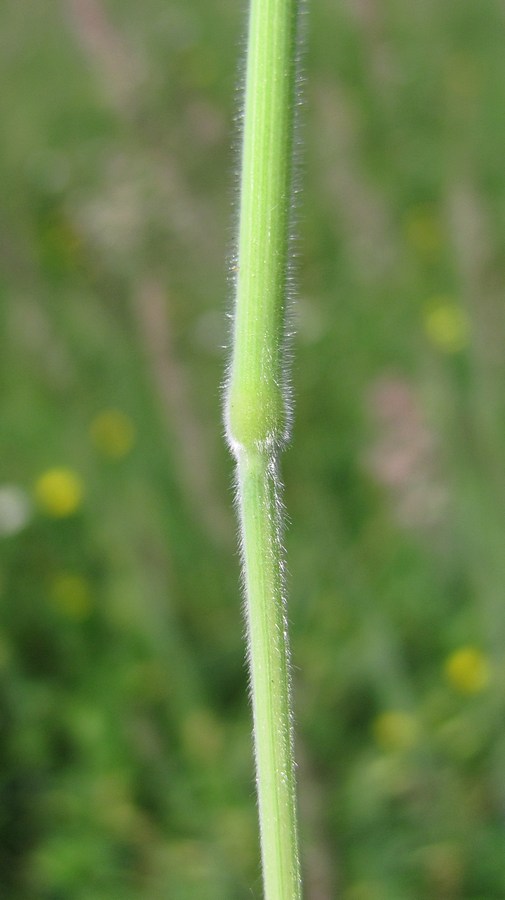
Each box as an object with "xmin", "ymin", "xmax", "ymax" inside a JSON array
[
  {"xmin": 223, "ymin": 0, "xmax": 306, "ymax": 461},
  {"xmin": 223, "ymin": 3, "xmax": 303, "ymax": 893}
]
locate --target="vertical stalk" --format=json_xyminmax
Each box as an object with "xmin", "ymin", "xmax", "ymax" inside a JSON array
[{"xmin": 225, "ymin": 0, "xmax": 301, "ymax": 897}]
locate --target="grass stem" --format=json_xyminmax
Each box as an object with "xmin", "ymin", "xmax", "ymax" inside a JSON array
[{"xmin": 225, "ymin": 0, "xmax": 301, "ymax": 896}]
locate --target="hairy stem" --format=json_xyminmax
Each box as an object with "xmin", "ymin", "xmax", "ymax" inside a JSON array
[
  {"xmin": 225, "ymin": 0, "xmax": 301, "ymax": 897},
  {"xmin": 237, "ymin": 449, "xmax": 301, "ymax": 898}
]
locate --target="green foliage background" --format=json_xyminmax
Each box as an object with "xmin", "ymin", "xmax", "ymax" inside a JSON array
[{"xmin": 2, "ymin": 0, "xmax": 505, "ymax": 897}]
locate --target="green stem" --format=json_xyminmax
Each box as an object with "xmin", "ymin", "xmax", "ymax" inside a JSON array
[
  {"xmin": 225, "ymin": 0, "xmax": 301, "ymax": 897},
  {"xmin": 237, "ymin": 449, "xmax": 301, "ymax": 898}
]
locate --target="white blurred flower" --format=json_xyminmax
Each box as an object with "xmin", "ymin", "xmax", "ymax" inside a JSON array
[{"xmin": 0, "ymin": 486, "xmax": 32, "ymax": 537}]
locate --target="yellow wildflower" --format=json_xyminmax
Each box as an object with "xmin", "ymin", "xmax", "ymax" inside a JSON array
[
  {"xmin": 50, "ymin": 573, "xmax": 93, "ymax": 621},
  {"xmin": 90, "ymin": 409, "xmax": 135, "ymax": 460},
  {"xmin": 444, "ymin": 646, "xmax": 490, "ymax": 695},
  {"xmin": 372, "ymin": 710, "xmax": 418, "ymax": 752},
  {"xmin": 424, "ymin": 299, "xmax": 469, "ymax": 353},
  {"xmin": 35, "ymin": 468, "xmax": 83, "ymax": 518}
]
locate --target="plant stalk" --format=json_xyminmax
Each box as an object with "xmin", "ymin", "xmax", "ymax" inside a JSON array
[{"xmin": 225, "ymin": 0, "xmax": 301, "ymax": 897}]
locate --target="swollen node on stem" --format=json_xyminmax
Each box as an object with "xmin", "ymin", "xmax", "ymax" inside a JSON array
[{"xmin": 225, "ymin": 382, "xmax": 289, "ymax": 456}]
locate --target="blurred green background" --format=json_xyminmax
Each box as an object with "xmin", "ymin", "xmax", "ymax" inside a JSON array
[{"xmin": 2, "ymin": 0, "xmax": 505, "ymax": 897}]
